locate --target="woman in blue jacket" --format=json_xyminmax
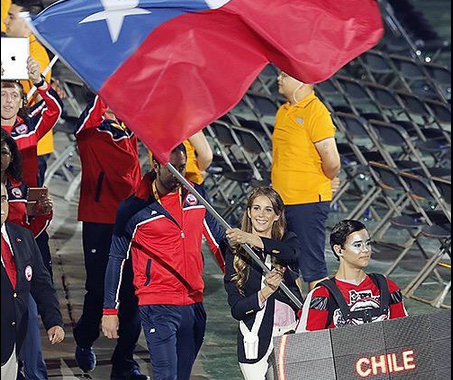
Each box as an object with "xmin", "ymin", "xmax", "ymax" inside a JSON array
[{"xmin": 224, "ymin": 187, "xmax": 303, "ymax": 379}]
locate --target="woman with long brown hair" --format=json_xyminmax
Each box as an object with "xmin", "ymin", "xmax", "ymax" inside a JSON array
[{"xmin": 224, "ymin": 187, "xmax": 303, "ymax": 379}]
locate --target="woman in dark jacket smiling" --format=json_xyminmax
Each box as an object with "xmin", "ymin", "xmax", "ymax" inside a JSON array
[{"xmin": 224, "ymin": 187, "xmax": 303, "ymax": 379}]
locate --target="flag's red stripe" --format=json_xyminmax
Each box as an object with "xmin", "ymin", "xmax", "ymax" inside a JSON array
[
  {"xmin": 100, "ymin": 6, "xmax": 268, "ymax": 162},
  {"xmin": 100, "ymin": 0, "xmax": 383, "ymax": 163}
]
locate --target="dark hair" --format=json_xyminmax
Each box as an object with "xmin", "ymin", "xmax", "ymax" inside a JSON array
[
  {"xmin": 154, "ymin": 143, "xmax": 187, "ymax": 166},
  {"xmin": 12, "ymin": 0, "xmax": 43, "ymax": 14},
  {"xmin": 1, "ymin": 81, "xmax": 28, "ymax": 120},
  {"xmin": 330, "ymin": 220, "xmax": 367, "ymax": 260},
  {"xmin": 1, "ymin": 128, "xmax": 23, "ymax": 182},
  {"xmin": 172, "ymin": 143, "xmax": 187, "ymax": 158}
]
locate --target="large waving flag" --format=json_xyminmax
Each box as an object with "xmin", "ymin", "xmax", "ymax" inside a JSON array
[{"xmin": 30, "ymin": 0, "xmax": 383, "ymax": 163}]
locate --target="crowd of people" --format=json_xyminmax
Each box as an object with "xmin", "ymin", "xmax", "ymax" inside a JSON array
[{"xmin": 1, "ymin": 1, "xmax": 408, "ymax": 380}]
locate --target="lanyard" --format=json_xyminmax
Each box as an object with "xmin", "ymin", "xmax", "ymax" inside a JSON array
[
  {"xmin": 152, "ymin": 181, "xmax": 185, "ymax": 239},
  {"xmin": 111, "ymin": 121, "xmax": 127, "ymax": 131},
  {"xmin": 152, "ymin": 181, "xmax": 183, "ymax": 206}
]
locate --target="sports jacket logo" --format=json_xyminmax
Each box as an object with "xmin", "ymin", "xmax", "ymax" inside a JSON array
[
  {"xmin": 15, "ymin": 124, "xmax": 28, "ymax": 135},
  {"xmin": 25, "ymin": 265, "xmax": 33, "ymax": 282},
  {"xmin": 186, "ymin": 194, "xmax": 198, "ymax": 206},
  {"xmin": 11, "ymin": 188, "xmax": 23, "ymax": 199}
]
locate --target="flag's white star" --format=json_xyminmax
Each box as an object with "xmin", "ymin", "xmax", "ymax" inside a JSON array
[
  {"xmin": 80, "ymin": 0, "xmax": 151, "ymax": 43},
  {"xmin": 205, "ymin": 0, "xmax": 231, "ymax": 9}
]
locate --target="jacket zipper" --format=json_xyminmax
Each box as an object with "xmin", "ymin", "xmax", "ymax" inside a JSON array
[
  {"xmin": 94, "ymin": 172, "xmax": 105, "ymax": 203},
  {"xmin": 144, "ymin": 259, "xmax": 152, "ymax": 286}
]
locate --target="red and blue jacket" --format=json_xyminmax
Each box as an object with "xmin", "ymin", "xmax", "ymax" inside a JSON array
[
  {"xmin": 104, "ymin": 173, "xmax": 227, "ymax": 314},
  {"xmin": 6, "ymin": 175, "xmax": 52, "ymax": 238},
  {"xmin": 75, "ymin": 95, "xmax": 141, "ymax": 224},
  {"xmin": 2, "ymin": 86, "xmax": 63, "ymax": 187}
]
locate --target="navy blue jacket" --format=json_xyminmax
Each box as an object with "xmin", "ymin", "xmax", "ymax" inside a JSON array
[
  {"xmin": 224, "ymin": 232, "xmax": 303, "ymax": 364},
  {"xmin": 1, "ymin": 223, "xmax": 63, "ymax": 364}
]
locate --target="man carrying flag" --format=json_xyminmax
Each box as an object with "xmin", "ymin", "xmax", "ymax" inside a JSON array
[{"xmin": 102, "ymin": 144, "xmax": 227, "ymax": 380}]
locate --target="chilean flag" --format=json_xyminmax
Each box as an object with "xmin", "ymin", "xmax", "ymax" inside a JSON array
[{"xmin": 30, "ymin": 0, "xmax": 383, "ymax": 163}]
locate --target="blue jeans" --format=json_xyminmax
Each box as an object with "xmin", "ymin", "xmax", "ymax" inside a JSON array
[
  {"xmin": 22, "ymin": 297, "xmax": 48, "ymax": 380},
  {"xmin": 285, "ymin": 202, "xmax": 331, "ymax": 282},
  {"xmin": 140, "ymin": 304, "xmax": 207, "ymax": 380}
]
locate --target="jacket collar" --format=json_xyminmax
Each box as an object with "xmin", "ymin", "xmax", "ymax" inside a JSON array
[
  {"xmin": 138, "ymin": 173, "xmax": 201, "ymax": 229},
  {"xmin": 137, "ymin": 171, "xmax": 196, "ymax": 205},
  {"xmin": 7, "ymin": 174, "xmax": 22, "ymax": 189}
]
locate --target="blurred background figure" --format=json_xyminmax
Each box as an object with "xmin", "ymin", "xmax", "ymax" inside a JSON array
[
  {"xmin": 184, "ymin": 130, "xmax": 214, "ymax": 185},
  {"xmin": 272, "ymin": 72, "xmax": 341, "ymax": 291},
  {"xmin": 1, "ymin": 0, "xmax": 11, "ymax": 36},
  {"xmin": 72, "ymin": 94, "xmax": 145, "ymax": 380}
]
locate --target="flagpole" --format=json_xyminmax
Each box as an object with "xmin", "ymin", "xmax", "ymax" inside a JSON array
[
  {"xmin": 166, "ymin": 163, "xmax": 303, "ymax": 310},
  {"xmin": 27, "ymin": 55, "xmax": 60, "ymax": 101}
]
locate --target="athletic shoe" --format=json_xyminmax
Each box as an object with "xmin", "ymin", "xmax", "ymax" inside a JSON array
[
  {"xmin": 111, "ymin": 369, "xmax": 150, "ymax": 380},
  {"xmin": 75, "ymin": 346, "xmax": 96, "ymax": 373}
]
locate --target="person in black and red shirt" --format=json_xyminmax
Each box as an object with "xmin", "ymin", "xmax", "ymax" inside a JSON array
[
  {"xmin": 297, "ymin": 220, "xmax": 407, "ymax": 332},
  {"xmin": 102, "ymin": 144, "xmax": 227, "ymax": 380},
  {"xmin": 1, "ymin": 57, "xmax": 63, "ymax": 188},
  {"xmin": 72, "ymin": 93, "xmax": 145, "ymax": 380},
  {"xmin": 2, "ymin": 128, "xmax": 54, "ymax": 380},
  {"xmin": 1, "ymin": 182, "xmax": 64, "ymax": 379},
  {"xmin": 1, "ymin": 128, "xmax": 52, "ymax": 238},
  {"xmin": 2, "ymin": 56, "xmax": 63, "ymax": 280}
]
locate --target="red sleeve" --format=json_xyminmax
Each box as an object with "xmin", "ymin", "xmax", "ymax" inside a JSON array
[
  {"xmin": 387, "ymin": 279, "xmax": 408, "ymax": 319},
  {"xmin": 103, "ymin": 308, "xmax": 119, "ymax": 316},
  {"xmin": 33, "ymin": 86, "xmax": 63, "ymax": 141},
  {"xmin": 75, "ymin": 96, "xmax": 108, "ymax": 135},
  {"xmin": 28, "ymin": 213, "xmax": 52, "ymax": 238},
  {"xmin": 7, "ymin": 201, "xmax": 51, "ymax": 238},
  {"xmin": 297, "ymin": 286, "xmax": 330, "ymax": 332}
]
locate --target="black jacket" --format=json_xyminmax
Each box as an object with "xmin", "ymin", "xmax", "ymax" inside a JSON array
[
  {"xmin": 1, "ymin": 223, "xmax": 63, "ymax": 365},
  {"xmin": 224, "ymin": 232, "xmax": 303, "ymax": 364}
]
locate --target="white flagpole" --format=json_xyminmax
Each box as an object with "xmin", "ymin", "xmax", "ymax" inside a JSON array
[
  {"xmin": 166, "ymin": 163, "xmax": 303, "ymax": 310},
  {"xmin": 27, "ymin": 55, "xmax": 60, "ymax": 100}
]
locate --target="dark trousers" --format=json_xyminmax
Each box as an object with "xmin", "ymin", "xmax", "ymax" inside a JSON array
[
  {"xmin": 73, "ymin": 222, "xmax": 141, "ymax": 376},
  {"xmin": 37, "ymin": 154, "xmax": 50, "ymax": 188},
  {"xmin": 37, "ymin": 154, "xmax": 52, "ymax": 278},
  {"xmin": 36, "ymin": 232, "xmax": 52, "ymax": 280},
  {"xmin": 20, "ymin": 297, "xmax": 48, "ymax": 380},
  {"xmin": 140, "ymin": 304, "xmax": 207, "ymax": 380},
  {"xmin": 285, "ymin": 202, "xmax": 331, "ymax": 283},
  {"xmin": 20, "ymin": 219, "xmax": 52, "ymax": 380}
]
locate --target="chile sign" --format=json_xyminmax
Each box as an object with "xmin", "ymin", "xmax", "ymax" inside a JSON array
[{"xmin": 274, "ymin": 310, "xmax": 451, "ymax": 380}]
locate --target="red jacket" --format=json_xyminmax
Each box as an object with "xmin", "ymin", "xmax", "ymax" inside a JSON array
[
  {"xmin": 75, "ymin": 96, "xmax": 141, "ymax": 224},
  {"xmin": 298, "ymin": 275, "xmax": 408, "ymax": 331},
  {"xmin": 2, "ymin": 86, "xmax": 63, "ymax": 187},
  {"xmin": 7, "ymin": 176, "xmax": 52, "ymax": 238},
  {"xmin": 104, "ymin": 174, "xmax": 227, "ymax": 314}
]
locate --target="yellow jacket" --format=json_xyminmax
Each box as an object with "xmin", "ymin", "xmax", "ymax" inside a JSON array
[{"xmin": 1, "ymin": 0, "xmax": 11, "ymax": 33}]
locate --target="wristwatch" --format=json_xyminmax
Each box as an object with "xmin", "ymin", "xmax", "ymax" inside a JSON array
[{"xmin": 34, "ymin": 75, "xmax": 46, "ymax": 89}]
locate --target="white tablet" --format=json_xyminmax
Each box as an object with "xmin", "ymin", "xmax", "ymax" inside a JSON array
[{"xmin": 1, "ymin": 38, "xmax": 30, "ymax": 80}]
